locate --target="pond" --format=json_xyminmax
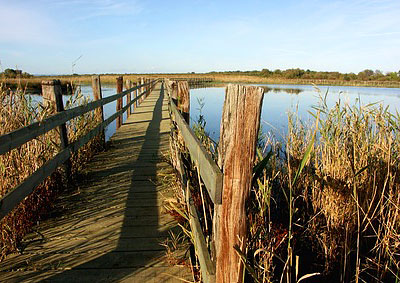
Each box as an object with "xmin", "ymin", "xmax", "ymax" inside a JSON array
[
  {"xmin": 29, "ymin": 83, "xmax": 400, "ymax": 143},
  {"xmin": 189, "ymin": 84, "xmax": 400, "ymax": 143}
]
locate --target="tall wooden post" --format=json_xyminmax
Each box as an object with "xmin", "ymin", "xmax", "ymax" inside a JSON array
[
  {"xmin": 91, "ymin": 75, "xmax": 105, "ymax": 145},
  {"xmin": 215, "ymin": 84, "xmax": 264, "ymax": 283},
  {"xmin": 133, "ymin": 82, "xmax": 138, "ymax": 109},
  {"xmin": 171, "ymin": 81, "xmax": 178, "ymax": 106},
  {"xmin": 125, "ymin": 79, "xmax": 132, "ymax": 117},
  {"xmin": 177, "ymin": 81, "xmax": 190, "ymax": 123},
  {"xmin": 116, "ymin": 76, "xmax": 123, "ymax": 130},
  {"xmin": 41, "ymin": 79, "xmax": 72, "ymax": 184}
]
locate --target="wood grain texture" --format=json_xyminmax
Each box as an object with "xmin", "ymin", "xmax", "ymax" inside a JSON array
[
  {"xmin": 177, "ymin": 81, "xmax": 190, "ymax": 123},
  {"xmin": 215, "ymin": 84, "xmax": 264, "ymax": 283}
]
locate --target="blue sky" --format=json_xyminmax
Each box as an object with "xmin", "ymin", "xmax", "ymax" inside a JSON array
[{"xmin": 1, "ymin": 0, "xmax": 399, "ymax": 75}]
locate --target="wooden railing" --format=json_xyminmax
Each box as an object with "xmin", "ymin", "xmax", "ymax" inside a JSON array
[
  {"xmin": 167, "ymin": 79, "xmax": 265, "ymax": 283},
  {"xmin": 0, "ymin": 78, "xmax": 158, "ymax": 220},
  {"xmin": 167, "ymin": 79, "xmax": 222, "ymax": 283}
]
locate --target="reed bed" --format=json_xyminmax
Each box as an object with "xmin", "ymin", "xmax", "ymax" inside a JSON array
[
  {"xmin": 5, "ymin": 73, "xmax": 400, "ymax": 90},
  {"xmin": 245, "ymin": 89, "xmax": 400, "ymax": 282},
  {"xmin": 0, "ymin": 82, "xmax": 104, "ymax": 261}
]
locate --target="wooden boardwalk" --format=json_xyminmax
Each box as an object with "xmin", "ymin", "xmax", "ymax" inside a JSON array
[{"xmin": 0, "ymin": 83, "xmax": 192, "ymax": 282}]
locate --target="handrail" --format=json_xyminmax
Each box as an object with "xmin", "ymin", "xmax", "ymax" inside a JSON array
[
  {"xmin": 169, "ymin": 98, "xmax": 223, "ymax": 204},
  {"xmin": 0, "ymin": 79, "xmax": 159, "ymax": 219},
  {"xmin": 0, "ymin": 81, "xmax": 156, "ymax": 155}
]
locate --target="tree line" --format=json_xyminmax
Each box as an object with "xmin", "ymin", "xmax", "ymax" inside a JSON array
[{"xmin": 208, "ymin": 68, "xmax": 400, "ymax": 81}]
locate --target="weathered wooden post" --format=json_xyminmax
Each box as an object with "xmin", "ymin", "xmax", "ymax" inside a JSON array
[
  {"xmin": 125, "ymin": 79, "xmax": 132, "ymax": 117},
  {"xmin": 116, "ymin": 76, "xmax": 123, "ymax": 130},
  {"xmin": 133, "ymin": 81, "xmax": 138, "ymax": 110},
  {"xmin": 177, "ymin": 81, "xmax": 190, "ymax": 123},
  {"xmin": 41, "ymin": 79, "xmax": 72, "ymax": 184},
  {"xmin": 91, "ymin": 75, "xmax": 105, "ymax": 145},
  {"xmin": 139, "ymin": 77, "xmax": 144, "ymax": 104},
  {"xmin": 171, "ymin": 81, "xmax": 178, "ymax": 106},
  {"xmin": 215, "ymin": 84, "xmax": 264, "ymax": 283}
]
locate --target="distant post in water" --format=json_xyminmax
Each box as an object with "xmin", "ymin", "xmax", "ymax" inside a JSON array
[
  {"xmin": 91, "ymin": 75, "xmax": 105, "ymax": 145},
  {"xmin": 125, "ymin": 79, "xmax": 132, "ymax": 117},
  {"xmin": 215, "ymin": 84, "xmax": 264, "ymax": 283},
  {"xmin": 116, "ymin": 76, "xmax": 123, "ymax": 129},
  {"xmin": 41, "ymin": 79, "xmax": 72, "ymax": 185},
  {"xmin": 177, "ymin": 81, "xmax": 190, "ymax": 123}
]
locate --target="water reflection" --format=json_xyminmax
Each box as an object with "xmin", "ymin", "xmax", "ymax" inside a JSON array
[{"xmin": 190, "ymin": 84, "xmax": 400, "ymax": 143}]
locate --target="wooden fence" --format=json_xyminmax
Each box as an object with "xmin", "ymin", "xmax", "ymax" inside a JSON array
[
  {"xmin": 166, "ymin": 79, "xmax": 265, "ymax": 283},
  {"xmin": 0, "ymin": 77, "xmax": 158, "ymax": 220}
]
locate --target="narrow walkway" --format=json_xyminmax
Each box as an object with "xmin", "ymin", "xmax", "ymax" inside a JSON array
[{"xmin": 0, "ymin": 83, "xmax": 192, "ymax": 282}]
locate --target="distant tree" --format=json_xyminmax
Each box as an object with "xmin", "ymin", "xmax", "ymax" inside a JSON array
[
  {"xmin": 2, "ymin": 68, "xmax": 32, "ymax": 78},
  {"xmin": 358, "ymin": 69, "xmax": 374, "ymax": 80}
]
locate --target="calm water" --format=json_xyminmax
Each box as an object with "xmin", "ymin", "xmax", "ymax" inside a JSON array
[
  {"xmin": 189, "ymin": 84, "xmax": 400, "ymax": 142},
  {"xmin": 30, "ymin": 83, "xmax": 400, "ymax": 142}
]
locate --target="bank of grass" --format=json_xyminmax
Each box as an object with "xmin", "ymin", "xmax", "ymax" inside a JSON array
[
  {"xmin": 0, "ymin": 83, "xmax": 104, "ymax": 261},
  {"xmin": 4, "ymin": 73, "xmax": 400, "ymax": 90}
]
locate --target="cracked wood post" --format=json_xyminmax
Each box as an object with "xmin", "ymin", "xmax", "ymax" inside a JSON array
[
  {"xmin": 125, "ymin": 79, "xmax": 132, "ymax": 117},
  {"xmin": 42, "ymin": 79, "xmax": 72, "ymax": 185},
  {"xmin": 116, "ymin": 76, "xmax": 123, "ymax": 129},
  {"xmin": 139, "ymin": 77, "xmax": 144, "ymax": 104},
  {"xmin": 177, "ymin": 81, "xmax": 190, "ymax": 124},
  {"xmin": 215, "ymin": 84, "xmax": 264, "ymax": 283},
  {"xmin": 91, "ymin": 75, "xmax": 105, "ymax": 145}
]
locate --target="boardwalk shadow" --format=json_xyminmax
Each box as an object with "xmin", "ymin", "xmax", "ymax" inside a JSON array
[{"xmin": 0, "ymin": 84, "xmax": 188, "ymax": 282}]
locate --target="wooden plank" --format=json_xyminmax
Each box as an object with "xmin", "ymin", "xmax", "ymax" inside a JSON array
[
  {"xmin": 186, "ymin": 188, "xmax": 216, "ymax": 283},
  {"xmin": 170, "ymin": 100, "xmax": 222, "ymax": 204},
  {"xmin": 0, "ymin": 80, "xmax": 157, "ymax": 155},
  {"xmin": 0, "ymin": 88, "xmax": 150, "ymax": 220},
  {"xmin": 215, "ymin": 84, "xmax": 264, "ymax": 283}
]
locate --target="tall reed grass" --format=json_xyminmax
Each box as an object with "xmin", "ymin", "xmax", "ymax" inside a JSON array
[{"xmin": 245, "ymin": 89, "xmax": 400, "ymax": 282}]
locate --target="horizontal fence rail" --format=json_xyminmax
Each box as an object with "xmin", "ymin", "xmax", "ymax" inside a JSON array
[
  {"xmin": 0, "ymin": 81, "xmax": 155, "ymax": 155},
  {"xmin": 169, "ymin": 99, "xmax": 223, "ymax": 204},
  {"xmin": 0, "ymin": 79, "xmax": 158, "ymax": 219},
  {"xmin": 167, "ymin": 79, "xmax": 223, "ymax": 283}
]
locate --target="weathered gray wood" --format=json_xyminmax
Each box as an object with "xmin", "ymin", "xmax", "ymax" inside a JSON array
[
  {"xmin": 133, "ymin": 82, "xmax": 138, "ymax": 109},
  {"xmin": 0, "ymin": 87, "xmax": 149, "ymax": 220},
  {"xmin": 0, "ymin": 81, "xmax": 155, "ymax": 155},
  {"xmin": 177, "ymin": 81, "xmax": 190, "ymax": 123},
  {"xmin": 215, "ymin": 84, "xmax": 264, "ymax": 283},
  {"xmin": 116, "ymin": 76, "xmax": 123, "ymax": 129},
  {"xmin": 170, "ymin": 100, "xmax": 222, "ymax": 204}
]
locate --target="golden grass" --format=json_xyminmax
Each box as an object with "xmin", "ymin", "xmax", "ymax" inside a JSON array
[
  {"xmin": 0, "ymin": 83, "xmax": 104, "ymax": 260},
  {"xmin": 4, "ymin": 73, "xmax": 400, "ymax": 89}
]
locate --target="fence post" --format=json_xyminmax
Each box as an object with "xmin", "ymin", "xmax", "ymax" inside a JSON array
[
  {"xmin": 132, "ymin": 81, "xmax": 137, "ymax": 110},
  {"xmin": 91, "ymin": 75, "xmax": 105, "ymax": 145},
  {"xmin": 215, "ymin": 84, "xmax": 264, "ymax": 283},
  {"xmin": 139, "ymin": 77, "xmax": 144, "ymax": 104},
  {"xmin": 125, "ymin": 79, "xmax": 132, "ymax": 117},
  {"xmin": 41, "ymin": 79, "xmax": 72, "ymax": 185},
  {"xmin": 177, "ymin": 81, "xmax": 190, "ymax": 123},
  {"xmin": 116, "ymin": 76, "xmax": 123, "ymax": 129}
]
